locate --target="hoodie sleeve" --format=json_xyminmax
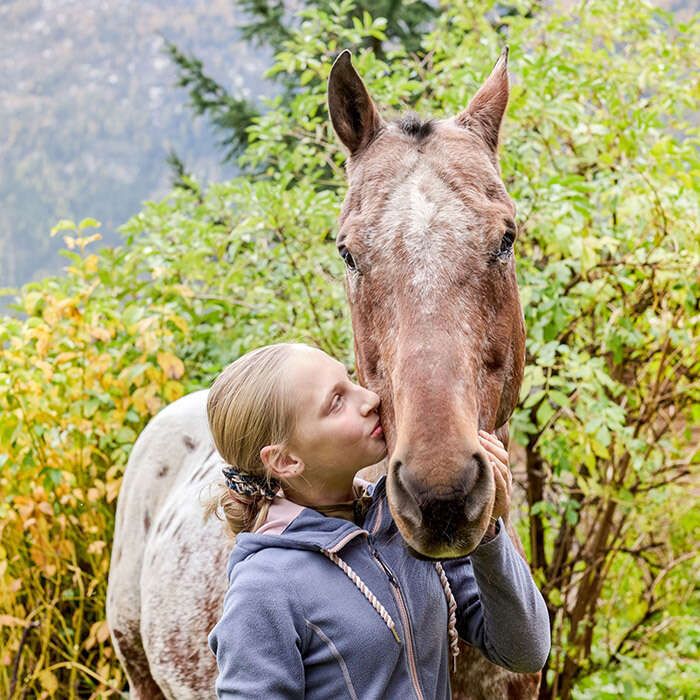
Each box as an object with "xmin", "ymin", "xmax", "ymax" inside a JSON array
[
  {"xmin": 441, "ymin": 519, "xmax": 551, "ymax": 673},
  {"xmin": 208, "ymin": 555, "xmax": 307, "ymax": 698}
]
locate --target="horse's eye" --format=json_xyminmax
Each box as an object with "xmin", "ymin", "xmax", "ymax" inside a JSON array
[
  {"xmin": 339, "ymin": 246, "xmax": 358, "ymax": 271},
  {"xmin": 498, "ymin": 227, "xmax": 516, "ymax": 256}
]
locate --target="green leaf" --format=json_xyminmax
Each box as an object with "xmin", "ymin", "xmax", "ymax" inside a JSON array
[
  {"xmin": 78, "ymin": 217, "xmax": 102, "ymax": 231},
  {"xmin": 50, "ymin": 219, "xmax": 76, "ymax": 236}
]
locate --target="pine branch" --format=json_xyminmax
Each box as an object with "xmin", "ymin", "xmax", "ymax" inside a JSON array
[
  {"xmin": 162, "ymin": 38, "xmax": 260, "ymax": 162},
  {"xmin": 237, "ymin": 0, "xmax": 291, "ymax": 48}
]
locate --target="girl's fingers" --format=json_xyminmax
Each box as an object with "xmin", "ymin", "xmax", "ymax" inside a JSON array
[
  {"xmin": 478, "ymin": 429, "xmax": 501, "ymax": 446},
  {"xmin": 494, "ymin": 459, "xmax": 511, "ymax": 488},
  {"xmin": 478, "ymin": 433, "xmax": 508, "ymax": 466},
  {"xmin": 490, "ymin": 459, "xmax": 509, "ymax": 521},
  {"xmin": 487, "ymin": 450, "xmax": 512, "ymax": 493},
  {"xmin": 478, "ymin": 429, "xmax": 505, "ymax": 451},
  {"xmin": 492, "ymin": 459, "xmax": 506, "ymax": 487}
]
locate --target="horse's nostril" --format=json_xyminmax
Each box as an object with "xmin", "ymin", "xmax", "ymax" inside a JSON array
[
  {"xmin": 394, "ymin": 461, "xmax": 422, "ymax": 500},
  {"xmin": 463, "ymin": 453, "xmax": 486, "ymax": 492},
  {"xmin": 389, "ymin": 460, "xmax": 422, "ymax": 527}
]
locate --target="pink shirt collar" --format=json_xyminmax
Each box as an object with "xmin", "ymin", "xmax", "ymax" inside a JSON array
[{"xmin": 256, "ymin": 476, "xmax": 374, "ymax": 535}]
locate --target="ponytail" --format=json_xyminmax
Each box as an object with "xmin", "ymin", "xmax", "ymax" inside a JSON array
[{"xmin": 203, "ymin": 482, "xmax": 273, "ymax": 538}]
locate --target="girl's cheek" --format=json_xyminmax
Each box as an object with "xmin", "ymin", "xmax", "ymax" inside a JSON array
[{"xmin": 348, "ymin": 421, "xmax": 367, "ymax": 443}]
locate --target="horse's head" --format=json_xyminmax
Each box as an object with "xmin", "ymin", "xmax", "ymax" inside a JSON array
[{"xmin": 328, "ymin": 49, "xmax": 525, "ymax": 558}]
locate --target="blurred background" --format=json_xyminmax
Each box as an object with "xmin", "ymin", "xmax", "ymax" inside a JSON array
[{"xmin": 1, "ymin": 0, "xmax": 277, "ymax": 303}]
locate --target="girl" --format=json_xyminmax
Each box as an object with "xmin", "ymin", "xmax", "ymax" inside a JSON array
[{"xmin": 205, "ymin": 341, "xmax": 550, "ymax": 699}]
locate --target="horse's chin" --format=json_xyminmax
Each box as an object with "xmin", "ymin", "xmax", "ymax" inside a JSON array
[{"xmin": 390, "ymin": 506, "xmax": 493, "ymax": 560}]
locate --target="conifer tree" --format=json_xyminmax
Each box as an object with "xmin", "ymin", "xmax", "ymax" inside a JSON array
[{"xmin": 164, "ymin": 0, "xmax": 440, "ymax": 169}]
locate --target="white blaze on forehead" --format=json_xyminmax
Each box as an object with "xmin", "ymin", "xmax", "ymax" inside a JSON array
[{"xmin": 378, "ymin": 161, "xmax": 468, "ymax": 306}]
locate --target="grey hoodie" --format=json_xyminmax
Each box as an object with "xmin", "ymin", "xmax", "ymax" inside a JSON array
[{"xmin": 208, "ymin": 476, "xmax": 550, "ymax": 699}]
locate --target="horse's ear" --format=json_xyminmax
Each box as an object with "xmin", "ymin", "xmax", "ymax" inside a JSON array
[
  {"xmin": 328, "ymin": 50, "xmax": 383, "ymax": 155},
  {"xmin": 456, "ymin": 46, "xmax": 510, "ymax": 154}
]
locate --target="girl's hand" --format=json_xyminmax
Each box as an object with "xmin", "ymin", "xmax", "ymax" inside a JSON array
[{"xmin": 478, "ymin": 430, "xmax": 513, "ymax": 532}]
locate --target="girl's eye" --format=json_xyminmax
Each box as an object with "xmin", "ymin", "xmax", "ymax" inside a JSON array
[{"xmin": 331, "ymin": 394, "xmax": 343, "ymax": 411}]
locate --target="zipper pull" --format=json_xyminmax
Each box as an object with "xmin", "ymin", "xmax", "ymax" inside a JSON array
[{"xmin": 372, "ymin": 548, "xmax": 399, "ymax": 587}]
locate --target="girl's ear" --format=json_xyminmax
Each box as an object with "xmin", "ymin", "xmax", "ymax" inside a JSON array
[{"xmin": 260, "ymin": 444, "xmax": 304, "ymax": 479}]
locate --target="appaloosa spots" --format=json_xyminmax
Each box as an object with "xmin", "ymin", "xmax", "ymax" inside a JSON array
[
  {"xmin": 507, "ymin": 675, "xmax": 541, "ymax": 700},
  {"xmin": 111, "ymin": 624, "xmax": 167, "ymax": 699},
  {"xmin": 144, "ymin": 512, "xmax": 151, "ymax": 533},
  {"xmin": 157, "ymin": 464, "xmax": 170, "ymax": 478},
  {"xmin": 183, "ymin": 435, "xmax": 197, "ymax": 451},
  {"xmin": 176, "ymin": 538, "xmax": 192, "ymax": 561}
]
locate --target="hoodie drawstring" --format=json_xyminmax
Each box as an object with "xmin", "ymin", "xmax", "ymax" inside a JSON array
[
  {"xmin": 433, "ymin": 562, "xmax": 460, "ymax": 673},
  {"xmin": 321, "ymin": 549, "xmax": 460, "ymax": 675},
  {"xmin": 321, "ymin": 550, "xmax": 401, "ymax": 644}
]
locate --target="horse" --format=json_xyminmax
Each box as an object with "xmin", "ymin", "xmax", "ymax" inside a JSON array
[{"xmin": 106, "ymin": 48, "xmax": 540, "ymax": 699}]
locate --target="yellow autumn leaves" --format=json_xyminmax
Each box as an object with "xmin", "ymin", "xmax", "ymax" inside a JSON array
[{"xmin": 0, "ymin": 227, "xmax": 190, "ymax": 697}]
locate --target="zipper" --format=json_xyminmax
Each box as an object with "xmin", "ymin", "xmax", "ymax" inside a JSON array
[{"xmin": 370, "ymin": 545, "xmax": 425, "ymax": 700}]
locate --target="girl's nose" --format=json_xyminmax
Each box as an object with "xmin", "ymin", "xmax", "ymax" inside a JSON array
[{"xmin": 361, "ymin": 391, "xmax": 381, "ymax": 415}]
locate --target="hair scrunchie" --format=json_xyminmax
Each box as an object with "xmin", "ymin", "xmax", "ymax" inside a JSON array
[{"xmin": 222, "ymin": 466, "xmax": 280, "ymax": 499}]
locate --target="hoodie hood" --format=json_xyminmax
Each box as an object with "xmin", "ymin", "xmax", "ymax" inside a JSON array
[
  {"xmin": 230, "ymin": 510, "xmax": 368, "ymax": 567},
  {"xmin": 228, "ymin": 475, "xmax": 386, "ymax": 576}
]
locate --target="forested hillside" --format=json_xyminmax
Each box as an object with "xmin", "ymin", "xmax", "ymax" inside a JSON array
[{"xmin": 0, "ymin": 0, "xmax": 274, "ymax": 300}]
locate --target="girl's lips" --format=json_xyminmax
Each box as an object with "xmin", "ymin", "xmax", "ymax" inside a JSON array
[{"xmin": 371, "ymin": 421, "xmax": 383, "ymax": 438}]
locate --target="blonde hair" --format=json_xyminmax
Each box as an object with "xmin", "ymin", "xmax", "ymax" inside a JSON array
[{"xmin": 204, "ymin": 342, "xmax": 311, "ymax": 537}]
